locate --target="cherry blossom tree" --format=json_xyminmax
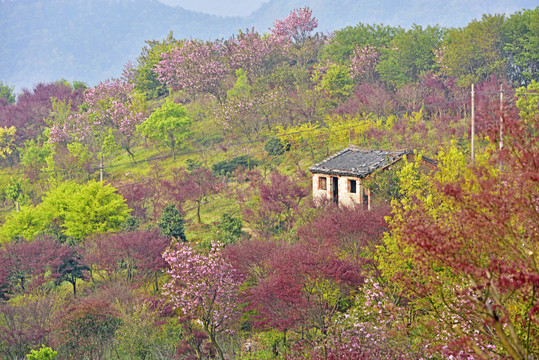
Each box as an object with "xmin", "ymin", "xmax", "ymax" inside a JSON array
[
  {"xmin": 48, "ymin": 71, "xmax": 146, "ymax": 162},
  {"xmin": 226, "ymin": 29, "xmax": 289, "ymax": 81},
  {"xmin": 155, "ymin": 39, "xmax": 229, "ymax": 103},
  {"xmin": 350, "ymin": 45, "xmax": 380, "ymax": 83},
  {"xmin": 162, "ymin": 242, "xmax": 242, "ymax": 360},
  {"xmin": 271, "ymin": 7, "xmax": 318, "ymax": 48}
]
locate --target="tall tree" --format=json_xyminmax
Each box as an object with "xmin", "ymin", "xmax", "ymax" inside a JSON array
[
  {"xmin": 438, "ymin": 14, "xmax": 507, "ymax": 87},
  {"xmin": 163, "ymin": 242, "xmax": 241, "ymax": 360},
  {"xmin": 137, "ymin": 98, "xmax": 192, "ymax": 159}
]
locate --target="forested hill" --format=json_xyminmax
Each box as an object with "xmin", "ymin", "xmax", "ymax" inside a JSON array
[{"xmin": 1, "ymin": 0, "xmax": 535, "ymax": 91}]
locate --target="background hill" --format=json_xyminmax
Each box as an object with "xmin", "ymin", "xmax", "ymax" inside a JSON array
[{"xmin": 1, "ymin": 0, "xmax": 535, "ymax": 91}]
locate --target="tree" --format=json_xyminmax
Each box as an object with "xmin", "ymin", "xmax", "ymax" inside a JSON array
[
  {"xmin": 173, "ymin": 167, "xmax": 223, "ymax": 224},
  {"xmin": 85, "ymin": 229, "xmax": 169, "ymax": 291},
  {"xmin": 0, "ymin": 126, "xmax": 16, "ymax": 162},
  {"xmin": 377, "ymin": 25, "xmax": 444, "ymax": 88},
  {"xmin": 382, "ymin": 114, "xmax": 539, "ymax": 359},
  {"xmin": 0, "ymin": 181, "xmax": 130, "ymax": 242},
  {"xmin": 26, "ymin": 345, "xmax": 57, "ymax": 360},
  {"xmin": 350, "ymin": 45, "xmax": 380, "ymax": 84},
  {"xmin": 157, "ymin": 204, "xmax": 186, "ymax": 242},
  {"xmin": 49, "ymin": 75, "xmax": 147, "ymax": 162},
  {"xmin": 271, "ymin": 7, "xmax": 318, "ymax": 48},
  {"xmin": 50, "ymin": 181, "xmax": 131, "ymax": 240},
  {"xmin": 162, "ymin": 242, "xmax": 242, "ymax": 360},
  {"xmin": 155, "ymin": 39, "xmax": 228, "ymax": 102},
  {"xmin": 54, "ymin": 247, "xmax": 90, "ymax": 298},
  {"xmin": 226, "ymin": 29, "xmax": 289, "ymax": 82},
  {"xmin": 242, "ymin": 170, "xmax": 309, "ymax": 237},
  {"xmin": 137, "ymin": 98, "xmax": 191, "ymax": 159},
  {"xmin": 438, "ymin": 14, "xmax": 506, "ymax": 87},
  {"xmin": 0, "ymin": 296, "xmax": 56, "ymax": 360},
  {"xmin": 53, "ymin": 299, "xmax": 121, "ymax": 360},
  {"xmin": 0, "ymin": 81, "xmax": 16, "ymax": 104},
  {"xmin": 503, "ymin": 8, "xmax": 539, "ymax": 85},
  {"xmin": 320, "ymin": 23, "xmax": 402, "ymax": 64},
  {"xmin": 217, "ymin": 213, "xmax": 244, "ymax": 246},
  {"xmin": 135, "ymin": 31, "xmax": 181, "ymax": 99},
  {"xmin": 0, "ymin": 82, "xmax": 83, "ymax": 146}
]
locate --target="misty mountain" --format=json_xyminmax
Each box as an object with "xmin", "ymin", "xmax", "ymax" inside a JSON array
[{"xmin": 1, "ymin": 0, "xmax": 535, "ymax": 92}]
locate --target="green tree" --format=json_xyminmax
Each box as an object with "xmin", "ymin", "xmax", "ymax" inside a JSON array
[
  {"xmin": 377, "ymin": 24, "xmax": 444, "ymax": 88},
  {"xmin": 503, "ymin": 8, "xmax": 539, "ymax": 85},
  {"xmin": 217, "ymin": 213, "xmax": 244, "ymax": 246},
  {"xmin": 515, "ymin": 79, "xmax": 539, "ymax": 120},
  {"xmin": 157, "ymin": 204, "xmax": 186, "ymax": 242},
  {"xmin": 439, "ymin": 14, "xmax": 506, "ymax": 87},
  {"xmin": 0, "ymin": 126, "xmax": 17, "ymax": 164},
  {"xmin": 137, "ymin": 98, "xmax": 192, "ymax": 159},
  {"xmin": 0, "ymin": 81, "xmax": 16, "ymax": 103},
  {"xmin": 135, "ymin": 31, "xmax": 181, "ymax": 99},
  {"xmin": 27, "ymin": 345, "xmax": 57, "ymax": 360},
  {"xmin": 320, "ymin": 23, "xmax": 402, "ymax": 64},
  {"xmin": 0, "ymin": 181, "xmax": 130, "ymax": 242},
  {"xmin": 315, "ymin": 63, "xmax": 353, "ymax": 100}
]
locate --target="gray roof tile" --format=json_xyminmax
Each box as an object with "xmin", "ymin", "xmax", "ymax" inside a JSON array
[{"xmin": 309, "ymin": 147, "xmax": 411, "ymax": 178}]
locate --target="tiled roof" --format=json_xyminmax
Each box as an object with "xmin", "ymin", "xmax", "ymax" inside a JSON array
[{"xmin": 309, "ymin": 147, "xmax": 411, "ymax": 178}]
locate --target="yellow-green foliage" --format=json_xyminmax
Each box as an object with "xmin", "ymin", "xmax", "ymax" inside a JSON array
[
  {"xmin": 0, "ymin": 125, "xmax": 17, "ymax": 159},
  {"xmin": 0, "ymin": 181, "xmax": 130, "ymax": 242},
  {"xmin": 377, "ymin": 143, "xmax": 496, "ymax": 296},
  {"xmin": 516, "ymin": 80, "xmax": 539, "ymax": 121}
]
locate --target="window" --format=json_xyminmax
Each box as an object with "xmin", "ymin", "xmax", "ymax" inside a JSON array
[
  {"xmin": 349, "ymin": 179, "xmax": 357, "ymax": 193},
  {"xmin": 318, "ymin": 176, "xmax": 327, "ymax": 190}
]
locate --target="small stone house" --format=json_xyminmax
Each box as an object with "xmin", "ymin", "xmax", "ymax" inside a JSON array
[{"xmin": 309, "ymin": 147, "xmax": 434, "ymax": 209}]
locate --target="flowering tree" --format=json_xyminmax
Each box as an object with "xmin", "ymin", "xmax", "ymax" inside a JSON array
[
  {"xmin": 226, "ymin": 29, "xmax": 289, "ymax": 81},
  {"xmin": 271, "ymin": 7, "xmax": 318, "ymax": 48},
  {"xmin": 48, "ymin": 73, "xmax": 146, "ymax": 161},
  {"xmin": 350, "ymin": 45, "xmax": 380, "ymax": 83},
  {"xmin": 162, "ymin": 242, "xmax": 241, "ymax": 360},
  {"xmin": 155, "ymin": 39, "xmax": 228, "ymax": 102}
]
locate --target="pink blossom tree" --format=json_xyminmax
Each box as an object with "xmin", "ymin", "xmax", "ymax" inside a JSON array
[
  {"xmin": 271, "ymin": 7, "xmax": 318, "ymax": 48},
  {"xmin": 350, "ymin": 45, "xmax": 380, "ymax": 83},
  {"xmin": 155, "ymin": 39, "xmax": 229, "ymax": 103},
  {"xmin": 226, "ymin": 29, "xmax": 290, "ymax": 81},
  {"xmin": 162, "ymin": 242, "xmax": 242, "ymax": 360},
  {"xmin": 49, "ymin": 70, "xmax": 146, "ymax": 162}
]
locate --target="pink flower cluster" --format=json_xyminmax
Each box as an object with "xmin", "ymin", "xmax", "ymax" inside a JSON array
[
  {"xmin": 350, "ymin": 45, "xmax": 380, "ymax": 82},
  {"xmin": 48, "ymin": 76, "xmax": 145, "ymax": 146},
  {"xmin": 162, "ymin": 242, "xmax": 241, "ymax": 331},
  {"xmin": 226, "ymin": 29, "xmax": 290, "ymax": 80},
  {"xmin": 155, "ymin": 40, "xmax": 228, "ymax": 101},
  {"xmin": 271, "ymin": 7, "xmax": 318, "ymax": 46}
]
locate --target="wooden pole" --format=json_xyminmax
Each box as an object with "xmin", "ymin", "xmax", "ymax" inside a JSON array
[
  {"xmin": 499, "ymin": 84, "xmax": 504, "ymax": 150},
  {"xmin": 471, "ymin": 84, "xmax": 475, "ymax": 163},
  {"xmin": 100, "ymin": 155, "xmax": 104, "ymax": 182}
]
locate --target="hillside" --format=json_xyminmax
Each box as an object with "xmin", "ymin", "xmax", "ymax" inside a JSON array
[
  {"xmin": 1, "ymin": 0, "xmax": 536, "ymax": 91},
  {"xmin": 0, "ymin": 5, "xmax": 538, "ymax": 359}
]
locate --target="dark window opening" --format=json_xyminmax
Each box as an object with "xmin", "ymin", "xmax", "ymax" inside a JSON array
[{"xmin": 349, "ymin": 179, "xmax": 357, "ymax": 193}]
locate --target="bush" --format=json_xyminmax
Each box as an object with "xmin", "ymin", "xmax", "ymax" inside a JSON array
[
  {"xmin": 264, "ymin": 137, "xmax": 290, "ymax": 156},
  {"xmin": 212, "ymin": 155, "xmax": 260, "ymax": 177}
]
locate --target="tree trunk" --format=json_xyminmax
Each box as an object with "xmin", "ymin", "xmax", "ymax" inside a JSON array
[{"xmin": 196, "ymin": 200, "xmax": 202, "ymax": 224}]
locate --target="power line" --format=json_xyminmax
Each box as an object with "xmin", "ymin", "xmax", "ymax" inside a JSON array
[{"xmin": 0, "ymin": 90, "xmax": 516, "ymax": 178}]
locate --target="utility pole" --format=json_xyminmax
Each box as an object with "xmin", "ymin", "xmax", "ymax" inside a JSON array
[
  {"xmin": 499, "ymin": 84, "xmax": 504, "ymax": 150},
  {"xmin": 100, "ymin": 155, "xmax": 104, "ymax": 182},
  {"xmin": 471, "ymin": 83, "xmax": 475, "ymax": 163}
]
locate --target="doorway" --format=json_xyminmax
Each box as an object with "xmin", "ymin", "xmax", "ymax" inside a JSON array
[{"xmin": 332, "ymin": 177, "xmax": 339, "ymax": 205}]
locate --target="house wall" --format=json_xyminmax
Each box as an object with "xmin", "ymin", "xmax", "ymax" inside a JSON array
[{"xmin": 312, "ymin": 174, "xmax": 365, "ymax": 207}]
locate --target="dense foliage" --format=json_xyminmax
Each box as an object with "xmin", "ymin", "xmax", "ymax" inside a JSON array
[{"xmin": 0, "ymin": 6, "xmax": 537, "ymax": 359}]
